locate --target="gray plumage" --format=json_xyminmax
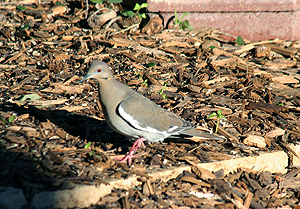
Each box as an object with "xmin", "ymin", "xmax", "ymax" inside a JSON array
[{"xmin": 81, "ymin": 61, "xmax": 224, "ymax": 143}]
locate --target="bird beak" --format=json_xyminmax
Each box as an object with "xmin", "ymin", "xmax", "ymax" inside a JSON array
[{"xmin": 80, "ymin": 73, "xmax": 92, "ymax": 83}]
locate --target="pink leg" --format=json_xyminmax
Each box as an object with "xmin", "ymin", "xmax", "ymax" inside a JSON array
[{"xmin": 117, "ymin": 138, "xmax": 146, "ymax": 165}]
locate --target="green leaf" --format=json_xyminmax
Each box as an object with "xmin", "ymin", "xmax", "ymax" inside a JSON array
[
  {"xmin": 159, "ymin": 83, "xmax": 167, "ymax": 95},
  {"xmin": 208, "ymin": 112, "xmax": 217, "ymax": 118},
  {"xmin": 90, "ymin": 0, "xmax": 103, "ymax": 3},
  {"xmin": 145, "ymin": 62, "xmax": 155, "ymax": 68},
  {"xmin": 277, "ymin": 103, "xmax": 284, "ymax": 106},
  {"xmin": 56, "ymin": 2, "xmax": 65, "ymax": 6},
  {"xmin": 180, "ymin": 20, "xmax": 189, "ymax": 30},
  {"xmin": 91, "ymin": 0, "xmax": 103, "ymax": 3},
  {"xmin": 162, "ymin": 94, "xmax": 167, "ymax": 99},
  {"xmin": 217, "ymin": 110, "xmax": 222, "ymax": 115},
  {"xmin": 20, "ymin": 94, "xmax": 41, "ymax": 101},
  {"xmin": 84, "ymin": 142, "xmax": 92, "ymax": 149},
  {"xmin": 8, "ymin": 116, "xmax": 15, "ymax": 123},
  {"xmin": 142, "ymin": 79, "xmax": 148, "ymax": 87},
  {"xmin": 0, "ymin": 117, "xmax": 8, "ymax": 124},
  {"xmin": 140, "ymin": 3, "xmax": 148, "ymax": 8},
  {"xmin": 108, "ymin": 0, "xmax": 123, "ymax": 3},
  {"xmin": 120, "ymin": 10, "xmax": 135, "ymax": 17},
  {"xmin": 19, "ymin": 24, "xmax": 30, "ymax": 31},
  {"xmin": 133, "ymin": 3, "xmax": 141, "ymax": 11},
  {"xmin": 236, "ymin": 36, "xmax": 245, "ymax": 46},
  {"xmin": 120, "ymin": 11, "xmax": 128, "ymax": 17},
  {"xmin": 217, "ymin": 110, "xmax": 226, "ymax": 119},
  {"xmin": 174, "ymin": 8, "xmax": 178, "ymax": 24},
  {"xmin": 179, "ymin": 11, "xmax": 189, "ymax": 22},
  {"xmin": 16, "ymin": 5, "xmax": 26, "ymax": 11},
  {"xmin": 209, "ymin": 46, "xmax": 216, "ymax": 49},
  {"xmin": 140, "ymin": 13, "xmax": 146, "ymax": 19},
  {"xmin": 186, "ymin": 24, "xmax": 194, "ymax": 31}
]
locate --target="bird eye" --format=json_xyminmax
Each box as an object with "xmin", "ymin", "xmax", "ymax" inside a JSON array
[{"xmin": 97, "ymin": 68, "xmax": 102, "ymax": 73}]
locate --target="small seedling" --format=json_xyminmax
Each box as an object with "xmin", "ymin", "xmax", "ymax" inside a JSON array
[
  {"xmin": 0, "ymin": 117, "xmax": 8, "ymax": 124},
  {"xmin": 121, "ymin": 3, "xmax": 148, "ymax": 23},
  {"xmin": 1, "ymin": 115, "xmax": 15, "ymax": 124},
  {"xmin": 208, "ymin": 110, "xmax": 226, "ymax": 134},
  {"xmin": 142, "ymin": 79, "xmax": 148, "ymax": 87},
  {"xmin": 135, "ymin": 72, "xmax": 148, "ymax": 87},
  {"xmin": 84, "ymin": 142, "xmax": 103, "ymax": 160},
  {"xmin": 56, "ymin": 2, "xmax": 66, "ymax": 6},
  {"xmin": 8, "ymin": 115, "xmax": 15, "ymax": 123},
  {"xmin": 236, "ymin": 36, "xmax": 245, "ymax": 46},
  {"xmin": 16, "ymin": 5, "xmax": 26, "ymax": 11},
  {"xmin": 277, "ymin": 103, "xmax": 284, "ymax": 106},
  {"xmin": 19, "ymin": 24, "xmax": 30, "ymax": 31},
  {"xmin": 158, "ymin": 82, "xmax": 168, "ymax": 99},
  {"xmin": 145, "ymin": 62, "xmax": 155, "ymax": 68},
  {"xmin": 84, "ymin": 142, "xmax": 95, "ymax": 158},
  {"xmin": 173, "ymin": 8, "xmax": 194, "ymax": 31},
  {"xmin": 134, "ymin": 3, "xmax": 148, "ymax": 23},
  {"xmin": 84, "ymin": 141, "xmax": 92, "ymax": 149}
]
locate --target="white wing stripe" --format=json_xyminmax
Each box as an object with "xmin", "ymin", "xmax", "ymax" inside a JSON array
[{"xmin": 118, "ymin": 105, "xmax": 177, "ymax": 134}]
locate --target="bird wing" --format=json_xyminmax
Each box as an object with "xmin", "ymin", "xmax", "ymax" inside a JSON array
[{"xmin": 116, "ymin": 92, "xmax": 194, "ymax": 135}]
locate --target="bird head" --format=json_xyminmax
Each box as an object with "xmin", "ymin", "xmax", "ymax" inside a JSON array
[{"xmin": 80, "ymin": 61, "xmax": 113, "ymax": 82}]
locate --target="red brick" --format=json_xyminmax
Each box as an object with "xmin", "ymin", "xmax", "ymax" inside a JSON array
[
  {"xmin": 147, "ymin": 0, "xmax": 300, "ymax": 41},
  {"xmin": 147, "ymin": 0, "xmax": 300, "ymax": 12},
  {"xmin": 159, "ymin": 11, "xmax": 300, "ymax": 41}
]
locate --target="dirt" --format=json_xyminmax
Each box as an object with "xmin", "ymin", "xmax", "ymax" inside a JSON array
[{"xmin": 0, "ymin": 0, "xmax": 300, "ymax": 208}]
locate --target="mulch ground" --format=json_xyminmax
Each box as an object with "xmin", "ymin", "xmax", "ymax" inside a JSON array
[{"xmin": 1, "ymin": 0, "xmax": 300, "ymax": 208}]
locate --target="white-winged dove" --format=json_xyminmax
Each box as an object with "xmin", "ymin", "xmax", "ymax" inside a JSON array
[{"xmin": 81, "ymin": 61, "xmax": 224, "ymax": 164}]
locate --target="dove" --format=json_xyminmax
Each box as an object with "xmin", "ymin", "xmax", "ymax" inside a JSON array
[{"xmin": 81, "ymin": 61, "xmax": 224, "ymax": 164}]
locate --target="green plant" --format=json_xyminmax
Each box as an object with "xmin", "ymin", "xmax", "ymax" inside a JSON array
[
  {"xmin": 56, "ymin": 2, "xmax": 65, "ymax": 6},
  {"xmin": 277, "ymin": 103, "xmax": 284, "ymax": 106},
  {"xmin": 208, "ymin": 110, "xmax": 226, "ymax": 134},
  {"xmin": 158, "ymin": 83, "xmax": 167, "ymax": 99},
  {"xmin": 173, "ymin": 8, "xmax": 194, "ymax": 31},
  {"xmin": 236, "ymin": 36, "xmax": 245, "ymax": 46},
  {"xmin": 84, "ymin": 142, "xmax": 103, "ymax": 160},
  {"xmin": 8, "ymin": 115, "xmax": 15, "ymax": 123},
  {"xmin": 19, "ymin": 24, "xmax": 30, "ymax": 31},
  {"xmin": 120, "ymin": 3, "xmax": 148, "ymax": 23},
  {"xmin": 135, "ymin": 72, "xmax": 148, "ymax": 87},
  {"xmin": 142, "ymin": 79, "xmax": 148, "ymax": 87},
  {"xmin": 84, "ymin": 141, "xmax": 92, "ymax": 149},
  {"xmin": 16, "ymin": 5, "xmax": 26, "ymax": 11},
  {"xmin": 0, "ymin": 115, "xmax": 14, "ymax": 124},
  {"xmin": 84, "ymin": 142, "xmax": 95, "ymax": 158},
  {"xmin": 145, "ymin": 62, "xmax": 155, "ymax": 68}
]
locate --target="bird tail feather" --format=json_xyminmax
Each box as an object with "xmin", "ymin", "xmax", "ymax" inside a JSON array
[{"xmin": 180, "ymin": 129, "xmax": 225, "ymax": 141}]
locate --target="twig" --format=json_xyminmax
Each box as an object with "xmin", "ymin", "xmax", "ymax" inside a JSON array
[
  {"xmin": 105, "ymin": 16, "xmax": 122, "ymax": 29},
  {"xmin": 85, "ymin": 0, "xmax": 89, "ymax": 19},
  {"xmin": 110, "ymin": 23, "xmax": 139, "ymax": 36},
  {"xmin": 249, "ymin": 62, "xmax": 300, "ymax": 76},
  {"xmin": 89, "ymin": 8, "xmax": 107, "ymax": 19}
]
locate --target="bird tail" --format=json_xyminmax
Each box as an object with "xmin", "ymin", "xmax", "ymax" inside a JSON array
[{"xmin": 180, "ymin": 129, "xmax": 225, "ymax": 141}]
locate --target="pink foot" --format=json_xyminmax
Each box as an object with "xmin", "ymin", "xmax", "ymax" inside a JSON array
[{"xmin": 116, "ymin": 138, "xmax": 146, "ymax": 165}]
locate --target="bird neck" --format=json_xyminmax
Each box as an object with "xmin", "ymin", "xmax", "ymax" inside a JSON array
[{"xmin": 98, "ymin": 79, "xmax": 125, "ymax": 106}]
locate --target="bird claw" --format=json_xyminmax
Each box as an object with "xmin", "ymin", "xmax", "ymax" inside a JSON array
[
  {"xmin": 119, "ymin": 153, "xmax": 138, "ymax": 165},
  {"xmin": 116, "ymin": 138, "xmax": 146, "ymax": 165}
]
